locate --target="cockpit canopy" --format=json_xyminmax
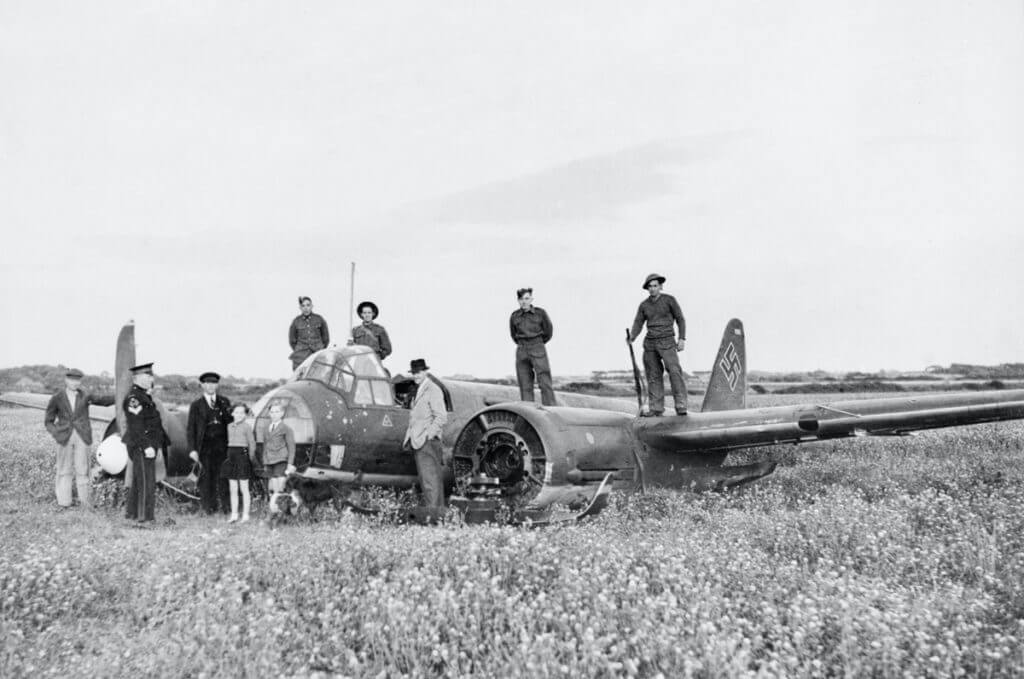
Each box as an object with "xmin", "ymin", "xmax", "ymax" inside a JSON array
[{"xmin": 292, "ymin": 346, "xmax": 394, "ymax": 406}]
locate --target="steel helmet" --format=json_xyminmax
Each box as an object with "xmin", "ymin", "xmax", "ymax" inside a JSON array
[{"xmin": 95, "ymin": 435, "xmax": 128, "ymax": 475}]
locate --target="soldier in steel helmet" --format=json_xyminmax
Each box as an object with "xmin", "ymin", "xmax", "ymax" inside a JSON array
[
  {"xmin": 628, "ymin": 273, "xmax": 688, "ymax": 416},
  {"xmin": 351, "ymin": 300, "xmax": 392, "ymax": 360}
]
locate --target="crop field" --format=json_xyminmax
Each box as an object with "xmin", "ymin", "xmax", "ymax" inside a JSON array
[{"xmin": 2, "ymin": 401, "xmax": 1024, "ymax": 678}]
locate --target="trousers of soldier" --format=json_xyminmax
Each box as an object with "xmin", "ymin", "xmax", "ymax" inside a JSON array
[
  {"xmin": 643, "ymin": 341, "xmax": 688, "ymax": 414},
  {"xmin": 198, "ymin": 440, "xmax": 229, "ymax": 513},
  {"xmin": 414, "ymin": 438, "xmax": 446, "ymax": 520},
  {"xmin": 515, "ymin": 343, "xmax": 555, "ymax": 406},
  {"xmin": 55, "ymin": 429, "xmax": 91, "ymax": 507},
  {"xmin": 126, "ymin": 450, "xmax": 156, "ymax": 521}
]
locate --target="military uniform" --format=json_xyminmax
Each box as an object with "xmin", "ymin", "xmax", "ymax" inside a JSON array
[
  {"xmin": 122, "ymin": 384, "xmax": 168, "ymax": 521},
  {"xmin": 288, "ymin": 312, "xmax": 330, "ymax": 369},
  {"xmin": 629, "ymin": 282, "xmax": 688, "ymax": 415},
  {"xmin": 509, "ymin": 306, "xmax": 555, "ymax": 406},
  {"xmin": 187, "ymin": 393, "xmax": 233, "ymax": 514},
  {"xmin": 351, "ymin": 321, "xmax": 392, "ymax": 360}
]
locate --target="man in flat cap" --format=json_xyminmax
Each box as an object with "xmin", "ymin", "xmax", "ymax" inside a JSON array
[
  {"xmin": 628, "ymin": 273, "xmax": 688, "ymax": 416},
  {"xmin": 402, "ymin": 358, "xmax": 448, "ymax": 524},
  {"xmin": 187, "ymin": 371, "xmax": 233, "ymax": 514},
  {"xmin": 44, "ymin": 368, "xmax": 115, "ymax": 509},
  {"xmin": 351, "ymin": 301, "xmax": 392, "ymax": 361},
  {"xmin": 122, "ymin": 363, "xmax": 169, "ymax": 523},
  {"xmin": 289, "ymin": 296, "xmax": 330, "ymax": 370}
]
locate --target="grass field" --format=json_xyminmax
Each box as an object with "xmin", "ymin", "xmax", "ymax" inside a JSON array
[{"xmin": 2, "ymin": 401, "xmax": 1024, "ymax": 678}]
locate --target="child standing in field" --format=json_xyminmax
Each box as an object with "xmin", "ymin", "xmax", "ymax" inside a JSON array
[
  {"xmin": 263, "ymin": 403, "xmax": 296, "ymax": 516},
  {"xmin": 223, "ymin": 404, "xmax": 256, "ymax": 523}
]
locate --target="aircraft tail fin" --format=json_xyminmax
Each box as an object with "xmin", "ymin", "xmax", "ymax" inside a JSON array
[
  {"xmin": 114, "ymin": 321, "xmax": 136, "ymax": 436},
  {"xmin": 701, "ymin": 319, "xmax": 747, "ymax": 412}
]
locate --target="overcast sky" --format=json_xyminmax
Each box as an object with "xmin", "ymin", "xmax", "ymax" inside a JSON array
[{"xmin": 2, "ymin": 1, "xmax": 1022, "ymax": 379}]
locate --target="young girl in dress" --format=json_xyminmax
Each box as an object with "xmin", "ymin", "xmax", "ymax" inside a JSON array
[{"xmin": 224, "ymin": 403, "xmax": 256, "ymax": 523}]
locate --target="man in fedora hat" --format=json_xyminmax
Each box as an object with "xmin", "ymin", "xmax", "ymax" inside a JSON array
[
  {"xmin": 44, "ymin": 368, "xmax": 115, "ymax": 509},
  {"xmin": 402, "ymin": 358, "xmax": 448, "ymax": 523},
  {"xmin": 289, "ymin": 296, "xmax": 330, "ymax": 369},
  {"xmin": 122, "ymin": 363, "xmax": 170, "ymax": 523},
  {"xmin": 628, "ymin": 273, "xmax": 688, "ymax": 416},
  {"xmin": 187, "ymin": 371, "xmax": 233, "ymax": 515},
  {"xmin": 351, "ymin": 300, "xmax": 392, "ymax": 360}
]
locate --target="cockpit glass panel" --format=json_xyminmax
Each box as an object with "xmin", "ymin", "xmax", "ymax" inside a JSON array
[
  {"xmin": 330, "ymin": 369, "xmax": 354, "ymax": 393},
  {"xmin": 349, "ymin": 353, "xmax": 388, "ymax": 378},
  {"xmin": 305, "ymin": 361, "xmax": 334, "ymax": 384},
  {"xmin": 371, "ymin": 380, "xmax": 393, "ymax": 405},
  {"xmin": 353, "ymin": 380, "xmax": 372, "ymax": 405}
]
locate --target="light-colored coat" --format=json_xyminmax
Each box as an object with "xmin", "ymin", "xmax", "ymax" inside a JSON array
[{"xmin": 403, "ymin": 376, "xmax": 448, "ymax": 450}]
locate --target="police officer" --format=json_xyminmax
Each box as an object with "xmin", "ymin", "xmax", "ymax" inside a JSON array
[
  {"xmin": 350, "ymin": 301, "xmax": 392, "ymax": 360},
  {"xmin": 122, "ymin": 363, "xmax": 169, "ymax": 524},
  {"xmin": 187, "ymin": 372, "xmax": 233, "ymax": 514},
  {"xmin": 288, "ymin": 296, "xmax": 330, "ymax": 369},
  {"xmin": 629, "ymin": 273, "xmax": 688, "ymax": 416}
]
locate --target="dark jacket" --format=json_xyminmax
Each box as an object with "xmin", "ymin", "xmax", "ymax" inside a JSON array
[
  {"xmin": 44, "ymin": 388, "xmax": 115, "ymax": 445},
  {"xmin": 263, "ymin": 422, "xmax": 296, "ymax": 466},
  {"xmin": 509, "ymin": 306, "xmax": 553, "ymax": 345},
  {"xmin": 351, "ymin": 322, "xmax": 392, "ymax": 359},
  {"xmin": 186, "ymin": 394, "xmax": 233, "ymax": 453},
  {"xmin": 630, "ymin": 293, "xmax": 686, "ymax": 343},
  {"xmin": 289, "ymin": 313, "xmax": 330, "ymax": 353},
  {"xmin": 122, "ymin": 385, "xmax": 169, "ymax": 452}
]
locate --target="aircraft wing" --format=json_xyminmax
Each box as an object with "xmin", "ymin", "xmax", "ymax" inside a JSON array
[
  {"xmin": 0, "ymin": 392, "xmax": 116, "ymax": 424},
  {"xmin": 638, "ymin": 389, "xmax": 1024, "ymax": 453}
]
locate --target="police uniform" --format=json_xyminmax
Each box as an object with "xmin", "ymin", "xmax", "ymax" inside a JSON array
[
  {"xmin": 186, "ymin": 382, "xmax": 233, "ymax": 514},
  {"xmin": 288, "ymin": 312, "xmax": 330, "ymax": 369},
  {"xmin": 122, "ymin": 379, "xmax": 168, "ymax": 522}
]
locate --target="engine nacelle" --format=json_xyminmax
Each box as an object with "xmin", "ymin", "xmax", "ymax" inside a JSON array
[{"xmin": 452, "ymin": 403, "xmax": 642, "ymax": 505}]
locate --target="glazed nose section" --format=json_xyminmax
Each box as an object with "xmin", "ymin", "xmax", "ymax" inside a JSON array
[{"xmin": 252, "ymin": 388, "xmax": 318, "ymax": 467}]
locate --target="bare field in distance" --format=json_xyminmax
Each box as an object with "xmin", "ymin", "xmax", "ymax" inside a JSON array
[{"xmin": 2, "ymin": 403, "xmax": 1024, "ymax": 677}]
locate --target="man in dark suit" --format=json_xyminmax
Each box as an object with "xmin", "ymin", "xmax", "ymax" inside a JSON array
[
  {"xmin": 44, "ymin": 368, "xmax": 115, "ymax": 509},
  {"xmin": 187, "ymin": 372, "xmax": 233, "ymax": 514},
  {"xmin": 122, "ymin": 363, "xmax": 169, "ymax": 523}
]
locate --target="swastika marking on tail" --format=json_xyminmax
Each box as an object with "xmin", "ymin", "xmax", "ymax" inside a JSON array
[{"xmin": 719, "ymin": 342, "xmax": 742, "ymax": 391}]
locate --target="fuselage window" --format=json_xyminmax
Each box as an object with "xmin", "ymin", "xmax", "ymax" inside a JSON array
[{"xmin": 305, "ymin": 361, "xmax": 334, "ymax": 384}]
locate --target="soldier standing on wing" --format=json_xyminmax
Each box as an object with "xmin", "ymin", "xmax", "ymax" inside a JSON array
[
  {"xmin": 509, "ymin": 287, "xmax": 555, "ymax": 406},
  {"xmin": 629, "ymin": 273, "xmax": 688, "ymax": 417}
]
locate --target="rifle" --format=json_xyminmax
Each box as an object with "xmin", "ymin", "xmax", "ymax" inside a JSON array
[{"xmin": 625, "ymin": 329, "xmax": 650, "ymax": 415}]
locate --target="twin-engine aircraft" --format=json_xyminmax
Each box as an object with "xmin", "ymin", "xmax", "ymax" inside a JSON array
[{"xmin": 4, "ymin": 321, "xmax": 1024, "ymax": 523}]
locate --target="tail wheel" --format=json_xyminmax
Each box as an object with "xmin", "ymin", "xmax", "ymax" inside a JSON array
[{"xmin": 452, "ymin": 410, "xmax": 546, "ymax": 503}]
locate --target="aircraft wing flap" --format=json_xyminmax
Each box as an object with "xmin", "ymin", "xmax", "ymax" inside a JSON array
[{"xmin": 643, "ymin": 395, "xmax": 1024, "ymax": 453}]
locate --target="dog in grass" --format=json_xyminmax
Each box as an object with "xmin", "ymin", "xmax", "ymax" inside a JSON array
[{"xmin": 267, "ymin": 476, "xmax": 378, "ymax": 525}]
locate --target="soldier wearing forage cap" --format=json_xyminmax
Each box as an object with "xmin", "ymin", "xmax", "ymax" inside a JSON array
[
  {"xmin": 629, "ymin": 273, "xmax": 688, "ymax": 416},
  {"xmin": 351, "ymin": 300, "xmax": 392, "ymax": 360},
  {"xmin": 122, "ymin": 363, "xmax": 169, "ymax": 523},
  {"xmin": 288, "ymin": 296, "xmax": 330, "ymax": 369},
  {"xmin": 44, "ymin": 368, "xmax": 115, "ymax": 510},
  {"xmin": 187, "ymin": 371, "xmax": 233, "ymax": 515}
]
